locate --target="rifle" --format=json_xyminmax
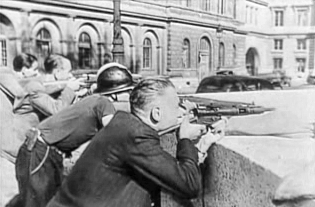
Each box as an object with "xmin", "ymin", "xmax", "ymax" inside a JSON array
[
  {"xmin": 158, "ymin": 96, "xmax": 274, "ymax": 136},
  {"xmin": 72, "ymin": 72, "xmax": 97, "ymax": 90}
]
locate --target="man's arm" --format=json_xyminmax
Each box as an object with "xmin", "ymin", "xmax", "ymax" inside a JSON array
[
  {"xmin": 26, "ymin": 81, "xmax": 76, "ymax": 116},
  {"xmin": 124, "ymin": 136, "xmax": 201, "ymax": 199}
]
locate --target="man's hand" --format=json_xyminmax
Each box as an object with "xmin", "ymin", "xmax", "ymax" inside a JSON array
[
  {"xmin": 180, "ymin": 100, "xmax": 196, "ymax": 115},
  {"xmin": 66, "ymin": 78, "xmax": 87, "ymax": 91},
  {"xmin": 179, "ymin": 115, "xmax": 207, "ymax": 140},
  {"xmin": 75, "ymin": 88, "xmax": 88, "ymax": 97},
  {"xmin": 195, "ymin": 118, "xmax": 228, "ymax": 163},
  {"xmin": 177, "ymin": 100, "xmax": 196, "ymax": 125}
]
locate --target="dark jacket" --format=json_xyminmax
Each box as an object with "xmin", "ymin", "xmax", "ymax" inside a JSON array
[{"xmin": 47, "ymin": 111, "xmax": 201, "ymax": 207}]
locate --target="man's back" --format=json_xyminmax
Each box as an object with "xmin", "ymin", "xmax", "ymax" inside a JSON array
[
  {"xmin": 47, "ymin": 111, "xmax": 201, "ymax": 207},
  {"xmin": 39, "ymin": 94, "xmax": 115, "ymax": 152}
]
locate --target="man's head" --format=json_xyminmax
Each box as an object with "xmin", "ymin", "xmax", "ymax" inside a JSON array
[
  {"xmin": 13, "ymin": 53, "xmax": 39, "ymax": 78},
  {"xmin": 95, "ymin": 63, "xmax": 134, "ymax": 98},
  {"xmin": 44, "ymin": 54, "xmax": 73, "ymax": 80},
  {"xmin": 130, "ymin": 77, "xmax": 180, "ymax": 131}
]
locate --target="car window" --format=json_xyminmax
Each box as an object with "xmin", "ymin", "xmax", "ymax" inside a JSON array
[
  {"xmin": 197, "ymin": 76, "xmax": 273, "ymax": 93},
  {"xmin": 197, "ymin": 77, "xmax": 246, "ymax": 93},
  {"xmin": 242, "ymin": 79, "xmax": 274, "ymax": 91}
]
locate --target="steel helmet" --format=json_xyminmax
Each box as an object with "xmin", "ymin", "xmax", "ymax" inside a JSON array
[{"xmin": 95, "ymin": 63, "xmax": 134, "ymax": 95}]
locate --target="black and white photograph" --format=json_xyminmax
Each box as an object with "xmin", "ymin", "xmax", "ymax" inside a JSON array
[{"xmin": 0, "ymin": 0, "xmax": 315, "ymax": 207}]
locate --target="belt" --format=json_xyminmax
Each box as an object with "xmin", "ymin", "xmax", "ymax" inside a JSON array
[
  {"xmin": 26, "ymin": 128, "xmax": 63, "ymax": 155},
  {"xmin": 25, "ymin": 128, "xmax": 63, "ymax": 175}
]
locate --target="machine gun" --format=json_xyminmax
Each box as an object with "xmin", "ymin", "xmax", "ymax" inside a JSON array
[{"xmin": 158, "ymin": 96, "xmax": 274, "ymax": 136}]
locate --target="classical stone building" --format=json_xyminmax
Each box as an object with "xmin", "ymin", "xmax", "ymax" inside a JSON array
[
  {"xmin": 0, "ymin": 0, "xmax": 314, "ymax": 80},
  {"xmin": 244, "ymin": 0, "xmax": 315, "ymax": 80},
  {"xmin": 0, "ymin": 0, "xmax": 246, "ymax": 80}
]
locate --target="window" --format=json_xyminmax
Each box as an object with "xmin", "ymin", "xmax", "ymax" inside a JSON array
[
  {"xmin": 273, "ymin": 58, "xmax": 283, "ymax": 69},
  {"xmin": 297, "ymin": 39, "xmax": 307, "ymax": 50},
  {"xmin": 274, "ymin": 39, "xmax": 283, "ymax": 50},
  {"xmin": 78, "ymin": 32, "xmax": 91, "ymax": 68},
  {"xmin": 250, "ymin": 7, "xmax": 253, "ymax": 24},
  {"xmin": 201, "ymin": 0, "xmax": 210, "ymax": 11},
  {"xmin": 200, "ymin": 37, "xmax": 210, "ymax": 51},
  {"xmin": 233, "ymin": 44, "xmax": 237, "ymax": 65},
  {"xmin": 0, "ymin": 38, "xmax": 7, "ymax": 66},
  {"xmin": 185, "ymin": 0, "xmax": 191, "ymax": 7},
  {"xmin": 219, "ymin": 42, "xmax": 225, "ymax": 67},
  {"xmin": 233, "ymin": 0, "xmax": 237, "ymax": 18},
  {"xmin": 274, "ymin": 10, "xmax": 284, "ymax": 26},
  {"xmin": 246, "ymin": 6, "xmax": 249, "ymax": 23},
  {"xmin": 296, "ymin": 58, "xmax": 306, "ymax": 73},
  {"xmin": 143, "ymin": 38, "xmax": 152, "ymax": 69},
  {"xmin": 36, "ymin": 28, "xmax": 51, "ymax": 56},
  {"xmin": 219, "ymin": 0, "xmax": 225, "ymax": 14},
  {"xmin": 182, "ymin": 39, "xmax": 190, "ymax": 68},
  {"xmin": 255, "ymin": 8, "xmax": 258, "ymax": 25},
  {"xmin": 297, "ymin": 9, "xmax": 308, "ymax": 26}
]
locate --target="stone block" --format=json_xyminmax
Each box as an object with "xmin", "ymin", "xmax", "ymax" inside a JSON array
[{"xmin": 160, "ymin": 137, "xmax": 281, "ymax": 207}]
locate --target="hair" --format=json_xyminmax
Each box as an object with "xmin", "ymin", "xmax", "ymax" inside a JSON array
[
  {"xmin": 129, "ymin": 77, "xmax": 175, "ymax": 114},
  {"xmin": 43, "ymin": 54, "xmax": 72, "ymax": 74},
  {"xmin": 13, "ymin": 53, "xmax": 37, "ymax": 72}
]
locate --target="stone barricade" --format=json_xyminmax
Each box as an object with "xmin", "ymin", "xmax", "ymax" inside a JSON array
[{"xmin": 160, "ymin": 89, "xmax": 315, "ymax": 207}]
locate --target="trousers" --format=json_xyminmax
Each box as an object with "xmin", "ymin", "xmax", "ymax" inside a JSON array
[{"xmin": 14, "ymin": 137, "xmax": 63, "ymax": 207}]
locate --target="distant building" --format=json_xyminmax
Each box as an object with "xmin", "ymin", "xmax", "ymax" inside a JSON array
[
  {"xmin": 310, "ymin": 0, "xmax": 315, "ymax": 74},
  {"xmin": 0, "ymin": 0, "xmax": 314, "ymax": 80},
  {"xmin": 244, "ymin": 0, "xmax": 315, "ymax": 80}
]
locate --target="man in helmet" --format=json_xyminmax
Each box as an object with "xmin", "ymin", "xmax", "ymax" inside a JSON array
[
  {"xmin": 11, "ymin": 63, "xmax": 134, "ymax": 207},
  {"xmin": 93, "ymin": 62, "xmax": 135, "ymax": 111}
]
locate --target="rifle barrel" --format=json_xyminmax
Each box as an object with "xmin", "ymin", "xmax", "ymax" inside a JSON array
[{"xmin": 196, "ymin": 106, "xmax": 274, "ymax": 116}]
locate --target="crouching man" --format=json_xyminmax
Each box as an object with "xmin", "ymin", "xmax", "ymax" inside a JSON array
[
  {"xmin": 11, "ymin": 63, "xmax": 135, "ymax": 207},
  {"xmin": 47, "ymin": 77, "xmax": 227, "ymax": 207}
]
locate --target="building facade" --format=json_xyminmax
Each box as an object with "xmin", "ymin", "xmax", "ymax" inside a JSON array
[
  {"xmin": 244, "ymin": 0, "xmax": 315, "ymax": 80},
  {"xmin": 0, "ymin": 0, "xmax": 314, "ymax": 80},
  {"xmin": 0, "ymin": 0, "xmax": 246, "ymax": 80}
]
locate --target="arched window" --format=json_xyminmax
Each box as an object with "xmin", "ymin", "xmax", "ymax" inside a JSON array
[
  {"xmin": 36, "ymin": 28, "xmax": 51, "ymax": 56},
  {"xmin": 78, "ymin": 32, "xmax": 91, "ymax": 68},
  {"xmin": 200, "ymin": 38, "xmax": 210, "ymax": 51},
  {"xmin": 233, "ymin": 44, "xmax": 237, "ymax": 65},
  {"xmin": 182, "ymin": 39, "xmax": 190, "ymax": 68},
  {"xmin": 143, "ymin": 38, "xmax": 152, "ymax": 69},
  {"xmin": 0, "ymin": 36, "xmax": 7, "ymax": 66},
  {"xmin": 218, "ymin": 42, "xmax": 225, "ymax": 67}
]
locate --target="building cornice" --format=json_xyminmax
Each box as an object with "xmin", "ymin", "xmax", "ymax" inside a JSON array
[
  {"xmin": 247, "ymin": 30, "xmax": 315, "ymax": 37},
  {"xmin": 246, "ymin": 0, "xmax": 269, "ymax": 7},
  {"xmin": 167, "ymin": 17, "xmax": 247, "ymax": 35}
]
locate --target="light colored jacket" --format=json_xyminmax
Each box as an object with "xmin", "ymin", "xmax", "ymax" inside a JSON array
[{"xmin": 0, "ymin": 68, "xmax": 75, "ymax": 163}]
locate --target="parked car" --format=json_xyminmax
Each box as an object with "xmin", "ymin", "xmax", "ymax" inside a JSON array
[
  {"xmin": 307, "ymin": 75, "xmax": 315, "ymax": 85},
  {"xmin": 196, "ymin": 75, "xmax": 275, "ymax": 93},
  {"xmin": 256, "ymin": 70, "xmax": 291, "ymax": 88}
]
